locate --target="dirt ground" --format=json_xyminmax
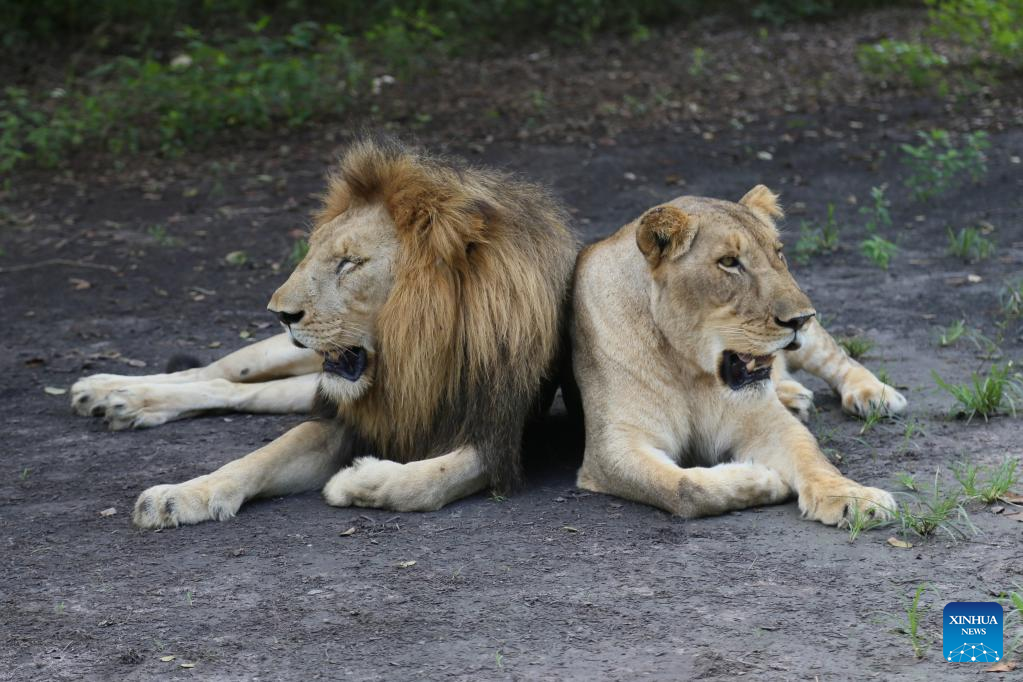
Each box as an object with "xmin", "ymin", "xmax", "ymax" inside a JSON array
[{"xmin": 3, "ymin": 9, "xmax": 1023, "ymax": 681}]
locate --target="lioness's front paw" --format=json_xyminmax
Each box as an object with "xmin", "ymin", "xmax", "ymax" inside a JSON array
[
  {"xmin": 322, "ymin": 456, "xmax": 403, "ymax": 509},
  {"xmin": 776, "ymin": 379, "xmax": 814, "ymax": 421},
  {"xmin": 798, "ymin": 478, "xmax": 896, "ymax": 527},
  {"xmin": 841, "ymin": 370, "xmax": 907, "ymax": 418},
  {"xmin": 133, "ymin": 478, "xmax": 243, "ymax": 529}
]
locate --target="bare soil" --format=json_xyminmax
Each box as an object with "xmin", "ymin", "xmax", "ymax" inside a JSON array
[{"xmin": 2, "ymin": 8, "xmax": 1023, "ymax": 681}]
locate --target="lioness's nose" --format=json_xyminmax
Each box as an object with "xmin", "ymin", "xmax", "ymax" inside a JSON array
[
  {"xmin": 274, "ymin": 309, "xmax": 304, "ymax": 326},
  {"xmin": 775, "ymin": 311, "xmax": 815, "ymax": 331}
]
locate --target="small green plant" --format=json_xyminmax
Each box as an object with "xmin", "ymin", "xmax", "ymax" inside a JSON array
[
  {"xmin": 1001, "ymin": 279, "xmax": 1023, "ymax": 319},
  {"xmin": 489, "ymin": 492, "xmax": 508, "ymax": 503},
  {"xmin": 20, "ymin": 466, "xmax": 31, "ymax": 480},
  {"xmin": 901, "ymin": 129, "xmax": 989, "ymax": 201},
  {"xmin": 901, "ymin": 584, "xmax": 928, "ymax": 659},
  {"xmin": 937, "ymin": 320, "xmax": 967, "ymax": 347},
  {"xmin": 860, "ymin": 235, "xmax": 897, "ymax": 270},
  {"xmin": 793, "ymin": 203, "xmax": 840, "ymax": 264},
  {"xmin": 933, "ymin": 363, "xmax": 1022, "ymax": 421},
  {"xmin": 838, "ymin": 336, "xmax": 874, "ymax": 360},
  {"xmin": 860, "ymin": 186, "xmax": 892, "ymax": 234},
  {"xmin": 55, "ymin": 601, "xmax": 65, "ymax": 615},
  {"xmin": 896, "ymin": 472, "xmax": 919, "ymax": 491},
  {"xmin": 146, "ymin": 225, "xmax": 178, "ymax": 247},
  {"xmin": 894, "ymin": 482, "xmax": 973, "ymax": 541},
  {"xmin": 688, "ymin": 47, "xmax": 708, "ymax": 77},
  {"xmin": 946, "ymin": 226, "xmax": 994, "ymax": 261},
  {"xmin": 288, "ymin": 238, "xmax": 309, "ymax": 267},
  {"xmin": 954, "ymin": 458, "xmax": 1019, "ymax": 504},
  {"xmin": 876, "ymin": 368, "xmax": 892, "ymax": 386},
  {"xmin": 846, "ymin": 502, "xmax": 886, "ymax": 541},
  {"xmin": 859, "ymin": 402, "xmax": 888, "ymax": 435},
  {"xmin": 1005, "ymin": 589, "xmax": 1023, "ymax": 660},
  {"xmin": 185, "ymin": 590, "xmax": 194, "ymax": 606}
]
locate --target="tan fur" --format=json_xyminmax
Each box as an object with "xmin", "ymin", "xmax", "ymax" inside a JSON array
[
  {"xmin": 306, "ymin": 139, "xmax": 572, "ymax": 465},
  {"xmin": 125, "ymin": 138, "xmax": 575, "ymax": 528},
  {"xmin": 572, "ymin": 189, "xmax": 897, "ymax": 526}
]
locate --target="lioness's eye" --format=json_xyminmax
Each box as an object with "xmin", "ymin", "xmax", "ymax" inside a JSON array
[{"xmin": 718, "ymin": 256, "xmax": 741, "ymax": 270}]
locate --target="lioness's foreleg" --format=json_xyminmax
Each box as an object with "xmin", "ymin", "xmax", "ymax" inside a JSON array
[
  {"xmin": 577, "ymin": 431, "xmax": 791, "ymax": 518},
  {"xmin": 783, "ymin": 318, "xmax": 907, "ymax": 418},
  {"xmin": 322, "ymin": 446, "xmax": 489, "ymax": 512},
  {"xmin": 73, "ymin": 333, "xmax": 321, "ymax": 423},
  {"xmin": 740, "ymin": 407, "xmax": 895, "ymax": 526},
  {"xmin": 102, "ymin": 374, "xmax": 318, "ymax": 430},
  {"xmin": 133, "ymin": 419, "xmax": 345, "ymax": 529}
]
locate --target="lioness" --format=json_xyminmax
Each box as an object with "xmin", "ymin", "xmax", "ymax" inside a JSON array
[
  {"xmin": 105, "ymin": 138, "xmax": 576, "ymax": 528},
  {"xmin": 571, "ymin": 186, "xmax": 903, "ymax": 525}
]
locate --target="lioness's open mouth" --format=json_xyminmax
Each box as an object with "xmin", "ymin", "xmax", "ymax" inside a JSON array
[
  {"xmin": 323, "ymin": 347, "xmax": 367, "ymax": 382},
  {"xmin": 720, "ymin": 351, "xmax": 773, "ymax": 390}
]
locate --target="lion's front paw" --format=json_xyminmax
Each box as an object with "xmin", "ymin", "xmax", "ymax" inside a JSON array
[
  {"xmin": 322, "ymin": 456, "xmax": 403, "ymax": 509},
  {"xmin": 841, "ymin": 370, "xmax": 907, "ymax": 418},
  {"xmin": 133, "ymin": 477, "xmax": 243, "ymax": 529},
  {"xmin": 71, "ymin": 374, "xmax": 135, "ymax": 417},
  {"xmin": 102, "ymin": 387, "xmax": 180, "ymax": 431},
  {"xmin": 798, "ymin": 477, "xmax": 896, "ymax": 527},
  {"xmin": 776, "ymin": 379, "xmax": 814, "ymax": 421}
]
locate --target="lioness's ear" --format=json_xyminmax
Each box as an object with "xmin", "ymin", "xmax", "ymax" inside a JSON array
[
  {"xmin": 739, "ymin": 185, "xmax": 783, "ymax": 221},
  {"xmin": 636, "ymin": 205, "xmax": 696, "ymax": 267}
]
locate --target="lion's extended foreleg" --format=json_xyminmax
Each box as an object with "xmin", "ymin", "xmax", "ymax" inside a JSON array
[
  {"xmin": 577, "ymin": 430, "xmax": 791, "ymax": 518},
  {"xmin": 322, "ymin": 446, "xmax": 488, "ymax": 512},
  {"xmin": 740, "ymin": 408, "xmax": 895, "ymax": 526},
  {"xmin": 101, "ymin": 375, "xmax": 318, "ymax": 430},
  {"xmin": 133, "ymin": 419, "xmax": 345, "ymax": 529},
  {"xmin": 783, "ymin": 319, "xmax": 906, "ymax": 418},
  {"xmin": 73, "ymin": 333, "xmax": 321, "ymax": 423}
]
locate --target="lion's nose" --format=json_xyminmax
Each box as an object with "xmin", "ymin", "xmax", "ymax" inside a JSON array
[
  {"xmin": 775, "ymin": 311, "xmax": 815, "ymax": 331},
  {"xmin": 275, "ymin": 309, "xmax": 304, "ymax": 326}
]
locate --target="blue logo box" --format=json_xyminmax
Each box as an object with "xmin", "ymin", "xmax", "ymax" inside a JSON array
[{"xmin": 943, "ymin": 602, "xmax": 1003, "ymax": 663}]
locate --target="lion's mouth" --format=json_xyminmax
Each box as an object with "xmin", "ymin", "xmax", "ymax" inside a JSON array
[
  {"xmin": 720, "ymin": 351, "xmax": 774, "ymax": 390},
  {"xmin": 323, "ymin": 347, "xmax": 367, "ymax": 382}
]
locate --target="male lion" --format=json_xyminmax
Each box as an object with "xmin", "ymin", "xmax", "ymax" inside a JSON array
[
  {"xmin": 570, "ymin": 186, "xmax": 904, "ymax": 526},
  {"xmin": 79, "ymin": 138, "xmax": 576, "ymax": 528}
]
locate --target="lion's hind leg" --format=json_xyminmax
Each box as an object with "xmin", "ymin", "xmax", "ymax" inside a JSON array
[
  {"xmin": 322, "ymin": 446, "xmax": 489, "ymax": 512},
  {"xmin": 578, "ymin": 439, "xmax": 791, "ymax": 518}
]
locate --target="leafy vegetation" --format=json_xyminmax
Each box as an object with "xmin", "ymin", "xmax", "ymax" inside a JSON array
[
  {"xmin": 901, "ymin": 130, "xmax": 989, "ymax": 201},
  {"xmin": 894, "ymin": 479, "xmax": 974, "ymax": 541},
  {"xmin": 933, "ymin": 363, "xmax": 1022, "ymax": 421},
  {"xmin": 1, "ymin": 21, "xmax": 363, "ymax": 173},
  {"xmin": 901, "ymin": 584, "xmax": 928, "ymax": 659},
  {"xmin": 288, "ymin": 238, "xmax": 310, "ymax": 267},
  {"xmin": 953, "ymin": 458, "xmax": 1019, "ymax": 504},
  {"xmin": 858, "ymin": 0, "xmax": 1023, "ymax": 88},
  {"xmin": 838, "ymin": 336, "xmax": 874, "ymax": 360},
  {"xmin": 793, "ymin": 203, "xmax": 840, "ymax": 264},
  {"xmin": 946, "ymin": 226, "xmax": 994, "ymax": 261},
  {"xmin": 1001, "ymin": 279, "xmax": 1023, "ymax": 319},
  {"xmin": 857, "ymin": 40, "xmax": 948, "ymax": 88},
  {"xmin": 860, "ymin": 235, "xmax": 897, "ymax": 270},
  {"xmin": 937, "ymin": 320, "xmax": 967, "ymax": 347}
]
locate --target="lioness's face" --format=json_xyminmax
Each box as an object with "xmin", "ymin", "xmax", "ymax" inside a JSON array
[
  {"xmin": 637, "ymin": 190, "xmax": 814, "ymax": 392},
  {"xmin": 269, "ymin": 202, "xmax": 398, "ymax": 400}
]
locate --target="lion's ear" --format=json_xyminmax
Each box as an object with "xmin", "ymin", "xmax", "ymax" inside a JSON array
[
  {"xmin": 739, "ymin": 184, "xmax": 783, "ymax": 221},
  {"xmin": 636, "ymin": 205, "xmax": 696, "ymax": 267}
]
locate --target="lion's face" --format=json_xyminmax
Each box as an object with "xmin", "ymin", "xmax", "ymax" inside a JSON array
[
  {"xmin": 636, "ymin": 186, "xmax": 814, "ymax": 391},
  {"xmin": 268, "ymin": 202, "xmax": 398, "ymax": 402}
]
